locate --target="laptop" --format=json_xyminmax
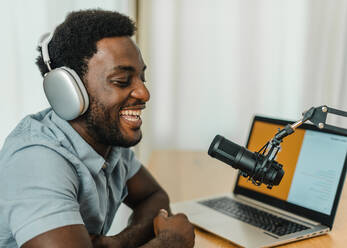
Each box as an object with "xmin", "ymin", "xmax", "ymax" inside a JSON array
[{"xmin": 171, "ymin": 115, "xmax": 347, "ymax": 248}]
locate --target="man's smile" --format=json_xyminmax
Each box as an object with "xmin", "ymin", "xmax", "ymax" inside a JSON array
[{"xmin": 119, "ymin": 105, "xmax": 145, "ymax": 129}]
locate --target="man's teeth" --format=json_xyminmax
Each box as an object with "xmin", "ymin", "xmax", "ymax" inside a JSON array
[
  {"xmin": 122, "ymin": 115, "xmax": 139, "ymax": 121},
  {"xmin": 119, "ymin": 110, "xmax": 142, "ymax": 118}
]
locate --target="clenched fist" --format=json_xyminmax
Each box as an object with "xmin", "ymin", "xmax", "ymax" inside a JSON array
[{"xmin": 153, "ymin": 209, "xmax": 195, "ymax": 248}]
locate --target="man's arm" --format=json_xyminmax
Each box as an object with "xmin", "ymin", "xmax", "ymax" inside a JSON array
[
  {"xmin": 111, "ymin": 165, "xmax": 171, "ymax": 247},
  {"xmin": 92, "ymin": 166, "xmax": 194, "ymax": 248},
  {"xmin": 22, "ymin": 225, "xmax": 93, "ymax": 248}
]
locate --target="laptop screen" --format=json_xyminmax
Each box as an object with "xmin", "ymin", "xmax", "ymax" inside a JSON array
[{"xmin": 234, "ymin": 116, "xmax": 347, "ymax": 227}]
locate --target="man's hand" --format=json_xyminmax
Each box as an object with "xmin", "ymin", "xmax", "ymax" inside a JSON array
[
  {"xmin": 90, "ymin": 209, "xmax": 195, "ymax": 248},
  {"xmin": 153, "ymin": 209, "xmax": 195, "ymax": 248}
]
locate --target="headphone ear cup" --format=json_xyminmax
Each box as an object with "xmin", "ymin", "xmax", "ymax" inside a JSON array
[{"xmin": 43, "ymin": 67, "xmax": 89, "ymax": 120}]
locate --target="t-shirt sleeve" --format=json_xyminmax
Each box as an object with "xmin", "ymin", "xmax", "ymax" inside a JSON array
[{"xmin": 0, "ymin": 146, "xmax": 84, "ymax": 247}]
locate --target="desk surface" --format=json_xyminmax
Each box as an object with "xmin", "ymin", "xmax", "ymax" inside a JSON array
[{"xmin": 147, "ymin": 150, "xmax": 347, "ymax": 248}]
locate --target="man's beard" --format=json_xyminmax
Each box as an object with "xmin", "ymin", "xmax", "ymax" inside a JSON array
[{"xmin": 83, "ymin": 95, "xmax": 142, "ymax": 147}]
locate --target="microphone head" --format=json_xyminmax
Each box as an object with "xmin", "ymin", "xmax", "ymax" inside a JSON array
[
  {"xmin": 208, "ymin": 135, "xmax": 223, "ymax": 157},
  {"xmin": 208, "ymin": 135, "xmax": 240, "ymax": 159},
  {"xmin": 208, "ymin": 134, "xmax": 285, "ymax": 188}
]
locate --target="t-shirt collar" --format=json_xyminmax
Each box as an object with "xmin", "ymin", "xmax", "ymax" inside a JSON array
[{"xmin": 51, "ymin": 111, "xmax": 108, "ymax": 175}]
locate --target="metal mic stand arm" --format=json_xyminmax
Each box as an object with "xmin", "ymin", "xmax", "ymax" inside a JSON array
[
  {"xmin": 301, "ymin": 105, "xmax": 347, "ymax": 135},
  {"xmin": 251, "ymin": 105, "xmax": 347, "ymax": 189},
  {"xmin": 272, "ymin": 105, "xmax": 347, "ymax": 143},
  {"xmin": 255, "ymin": 105, "xmax": 347, "ymax": 188}
]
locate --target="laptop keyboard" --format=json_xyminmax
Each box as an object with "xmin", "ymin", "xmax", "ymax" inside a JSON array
[{"xmin": 199, "ymin": 197, "xmax": 309, "ymax": 236}]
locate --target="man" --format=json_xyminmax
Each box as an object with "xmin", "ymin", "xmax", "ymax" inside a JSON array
[{"xmin": 0, "ymin": 9, "xmax": 195, "ymax": 248}]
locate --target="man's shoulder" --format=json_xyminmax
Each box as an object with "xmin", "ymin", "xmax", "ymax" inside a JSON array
[
  {"xmin": 8, "ymin": 108, "xmax": 54, "ymax": 137},
  {"xmin": 1, "ymin": 109, "xmax": 56, "ymax": 148},
  {"xmin": 1, "ymin": 145, "xmax": 76, "ymax": 179},
  {"xmin": 7, "ymin": 144, "xmax": 69, "ymax": 163},
  {"xmin": 0, "ymin": 108, "xmax": 73, "ymax": 164}
]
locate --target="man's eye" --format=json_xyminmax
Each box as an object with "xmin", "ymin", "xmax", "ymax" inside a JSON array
[{"xmin": 110, "ymin": 79, "xmax": 131, "ymax": 87}]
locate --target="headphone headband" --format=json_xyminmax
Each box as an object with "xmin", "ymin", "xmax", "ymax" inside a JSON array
[{"xmin": 38, "ymin": 32, "xmax": 53, "ymax": 71}]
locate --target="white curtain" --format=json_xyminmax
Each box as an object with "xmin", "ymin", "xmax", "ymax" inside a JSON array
[
  {"xmin": 138, "ymin": 0, "xmax": 347, "ymax": 162},
  {"xmin": 0, "ymin": 0, "xmax": 134, "ymax": 148},
  {"xmin": 0, "ymin": 0, "xmax": 136, "ymax": 235}
]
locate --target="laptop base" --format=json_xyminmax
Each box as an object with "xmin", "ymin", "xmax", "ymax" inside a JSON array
[{"xmin": 172, "ymin": 194, "xmax": 329, "ymax": 248}]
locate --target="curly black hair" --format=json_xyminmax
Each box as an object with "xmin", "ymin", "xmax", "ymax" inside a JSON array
[{"xmin": 36, "ymin": 9, "xmax": 136, "ymax": 79}]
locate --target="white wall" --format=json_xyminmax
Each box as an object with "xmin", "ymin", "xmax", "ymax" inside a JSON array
[
  {"xmin": 0, "ymin": 0, "xmax": 133, "ymax": 148},
  {"xmin": 138, "ymin": 0, "xmax": 347, "ymax": 160}
]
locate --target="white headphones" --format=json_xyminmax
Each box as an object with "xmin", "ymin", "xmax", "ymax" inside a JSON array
[{"xmin": 38, "ymin": 32, "xmax": 89, "ymax": 120}]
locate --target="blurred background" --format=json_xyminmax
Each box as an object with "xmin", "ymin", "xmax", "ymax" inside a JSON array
[{"xmin": 1, "ymin": 0, "xmax": 347, "ymax": 234}]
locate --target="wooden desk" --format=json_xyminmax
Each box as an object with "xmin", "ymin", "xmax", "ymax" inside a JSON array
[{"xmin": 147, "ymin": 150, "xmax": 347, "ymax": 248}]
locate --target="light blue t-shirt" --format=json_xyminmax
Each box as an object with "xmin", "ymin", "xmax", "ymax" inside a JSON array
[{"xmin": 0, "ymin": 108, "xmax": 142, "ymax": 247}]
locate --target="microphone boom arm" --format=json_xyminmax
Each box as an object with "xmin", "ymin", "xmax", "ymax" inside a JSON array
[
  {"xmin": 275, "ymin": 105, "xmax": 347, "ymax": 140},
  {"xmin": 254, "ymin": 105, "xmax": 347, "ymax": 189},
  {"xmin": 301, "ymin": 105, "xmax": 347, "ymax": 134}
]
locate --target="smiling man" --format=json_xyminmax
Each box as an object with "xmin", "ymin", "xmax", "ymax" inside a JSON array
[{"xmin": 0, "ymin": 9, "xmax": 194, "ymax": 248}]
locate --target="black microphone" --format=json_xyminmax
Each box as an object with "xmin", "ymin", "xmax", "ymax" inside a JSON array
[{"xmin": 208, "ymin": 135, "xmax": 284, "ymax": 188}]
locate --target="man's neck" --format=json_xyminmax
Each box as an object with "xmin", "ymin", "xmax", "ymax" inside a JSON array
[{"xmin": 68, "ymin": 119, "xmax": 111, "ymax": 158}]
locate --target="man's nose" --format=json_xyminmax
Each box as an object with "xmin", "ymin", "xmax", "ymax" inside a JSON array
[{"xmin": 130, "ymin": 80, "xmax": 150, "ymax": 102}]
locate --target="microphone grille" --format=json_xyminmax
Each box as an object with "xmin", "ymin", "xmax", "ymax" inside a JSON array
[
  {"xmin": 209, "ymin": 135, "xmax": 240, "ymax": 158},
  {"xmin": 218, "ymin": 137, "xmax": 239, "ymax": 158}
]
